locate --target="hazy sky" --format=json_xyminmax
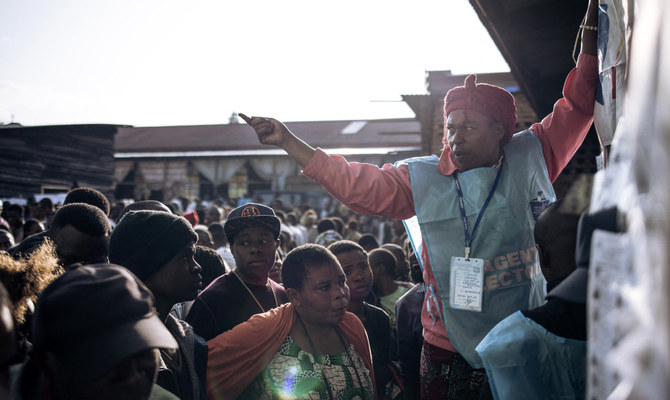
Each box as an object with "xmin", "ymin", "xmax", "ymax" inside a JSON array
[{"xmin": 0, "ymin": 0, "xmax": 509, "ymax": 127}]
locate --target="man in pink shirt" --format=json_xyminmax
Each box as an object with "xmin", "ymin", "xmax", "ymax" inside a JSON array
[{"xmin": 240, "ymin": 2, "xmax": 598, "ymax": 398}]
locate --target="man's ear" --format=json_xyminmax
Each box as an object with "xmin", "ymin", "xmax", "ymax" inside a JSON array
[{"xmin": 287, "ymin": 288, "xmax": 300, "ymax": 306}]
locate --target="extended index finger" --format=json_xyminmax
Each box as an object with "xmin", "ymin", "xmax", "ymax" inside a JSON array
[{"xmin": 238, "ymin": 113, "xmax": 252, "ymax": 124}]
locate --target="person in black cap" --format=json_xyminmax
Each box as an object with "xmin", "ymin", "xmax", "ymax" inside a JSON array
[
  {"xmin": 186, "ymin": 202, "xmax": 289, "ymax": 340},
  {"xmin": 109, "ymin": 210, "xmax": 207, "ymax": 400},
  {"xmin": 10, "ymin": 264, "xmax": 180, "ymax": 400},
  {"xmin": 476, "ymin": 203, "xmax": 622, "ymax": 399}
]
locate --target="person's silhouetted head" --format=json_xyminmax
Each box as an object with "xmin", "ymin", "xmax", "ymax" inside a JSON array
[
  {"xmin": 357, "ymin": 234, "xmax": 379, "ymax": 252},
  {"xmin": 50, "ymin": 203, "xmax": 111, "ymax": 268},
  {"xmin": 64, "ymin": 187, "xmax": 111, "ymax": 216}
]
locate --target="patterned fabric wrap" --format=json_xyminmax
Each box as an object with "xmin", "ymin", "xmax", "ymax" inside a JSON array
[
  {"xmin": 239, "ymin": 335, "xmax": 374, "ymax": 399},
  {"xmin": 206, "ymin": 303, "xmax": 376, "ymax": 400}
]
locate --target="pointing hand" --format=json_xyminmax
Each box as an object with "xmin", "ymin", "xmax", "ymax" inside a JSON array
[{"xmin": 238, "ymin": 113, "xmax": 291, "ymax": 147}]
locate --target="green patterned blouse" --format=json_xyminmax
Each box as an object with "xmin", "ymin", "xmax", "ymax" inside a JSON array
[{"xmin": 239, "ymin": 335, "xmax": 374, "ymax": 400}]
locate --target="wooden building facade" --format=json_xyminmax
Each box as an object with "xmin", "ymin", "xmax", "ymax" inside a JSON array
[{"xmin": 0, "ymin": 124, "xmax": 117, "ymax": 200}]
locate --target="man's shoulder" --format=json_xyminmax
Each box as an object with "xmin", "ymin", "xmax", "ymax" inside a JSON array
[
  {"xmin": 269, "ymin": 279, "xmax": 289, "ymax": 303},
  {"xmin": 364, "ymin": 302, "xmax": 390, "ymax": 322},
  {"xmin": 165, "ymin": 313, "xmax": 194, "ymax": 338},
  {"xmin": 397, "ymin": 279, "xmax": 413, "ymax": 287},
  {"xmin": 196, "ymin": 273, "xmax": 239, "ymax": 300},
  {"xmin": 396, "ymin": 283, "xmax": 425, "ymax": 308},
  {"xmin": 269, "ymin": 278, "xmax": 286, "ymax": 291},
  {"xmin": 396, "ymin": 281, "xmax": 414, "ymax": 291}
]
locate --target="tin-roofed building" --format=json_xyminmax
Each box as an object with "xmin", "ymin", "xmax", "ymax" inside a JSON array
[{"xmin": 113, "ymin": 118, "xmax": 422, "ymax": 203}]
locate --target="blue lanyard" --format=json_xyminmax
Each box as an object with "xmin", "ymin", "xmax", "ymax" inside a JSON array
[{"xmin": 453, "ymin": 163, "xmax": 503, "ymax": 260}]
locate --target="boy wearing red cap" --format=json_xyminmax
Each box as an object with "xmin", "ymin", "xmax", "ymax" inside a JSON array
[{"xmin": 240, "ymin": 2, "xmax": 598, "ymax": 397}]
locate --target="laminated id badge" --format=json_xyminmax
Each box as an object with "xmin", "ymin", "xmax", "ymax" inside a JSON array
[{"xmin": 449, "ymin": 256, "xmax": 484, "ymax": 312}]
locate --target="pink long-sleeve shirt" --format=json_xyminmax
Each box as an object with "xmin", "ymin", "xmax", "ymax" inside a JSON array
[{"xmin": 302, "ymin": 54, "xmax": 598, "ymax": 351}]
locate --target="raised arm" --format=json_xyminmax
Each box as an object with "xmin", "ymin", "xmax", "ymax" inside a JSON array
[
  {"xmin": 531, "ymin": 0, "xmax": 599, "ymax": 182},
  {"xmin": 580, "ymin": 0, "xmax": 598, "ymax": 57}
]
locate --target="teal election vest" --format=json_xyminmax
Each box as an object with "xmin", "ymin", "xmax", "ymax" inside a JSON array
[
  {"xmin": 405, "ymin": 130, "xmax": 555, "ymax": 367},
  {"xmin": 475, "ymin": 311, "xmax": 587, "ymax": 400}
]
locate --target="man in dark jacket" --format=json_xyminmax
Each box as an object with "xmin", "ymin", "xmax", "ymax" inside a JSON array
[{"xmin": 109, "ymin": 210, "xmax": 207, "ymax": 400}]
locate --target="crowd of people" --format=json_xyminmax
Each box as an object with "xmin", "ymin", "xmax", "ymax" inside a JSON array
[
  {"xmin": 0, "ymin": 1, "xmax": 603, "ymax": 398},
  {"xmin": 0, "ymin": 188, "xmax": 422, "ymax": 399},
  {"xmin": 0, "ymin": 180, "xmax": 607, "ymax": 400}
]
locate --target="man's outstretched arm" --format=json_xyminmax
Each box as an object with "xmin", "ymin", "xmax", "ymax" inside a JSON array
[{"xmin": 239, "ymin": 113, "xmax": 416, "ymax": 219}]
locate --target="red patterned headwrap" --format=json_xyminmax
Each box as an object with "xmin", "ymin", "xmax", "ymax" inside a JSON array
[
  {"xmin": 443, "ymin": 74, "xmax": 517, "ymax": 143},
  {"xmin": 437, "ymin": 74, "xmax": 517, "ymax": 175}
]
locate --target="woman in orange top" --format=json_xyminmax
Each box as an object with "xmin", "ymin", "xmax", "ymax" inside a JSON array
[{"xmin": 207, "ymin": 244, "xmax": 377, "ymax": 400}]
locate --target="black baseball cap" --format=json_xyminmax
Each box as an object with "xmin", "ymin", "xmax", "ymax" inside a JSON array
[
  {"xmin": 224, "ymin": 203, "xmax": 280, "ymax": 244},
  {"xmin": 32, "ymin": 264, "xmax": 178, "ymax": 382}
]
